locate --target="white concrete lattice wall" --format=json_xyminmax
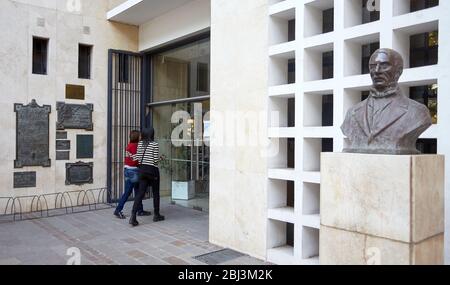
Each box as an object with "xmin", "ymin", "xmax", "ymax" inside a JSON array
[{"xmin": 267, "ymin": 0, "xmax": 450, "ymax": 265}]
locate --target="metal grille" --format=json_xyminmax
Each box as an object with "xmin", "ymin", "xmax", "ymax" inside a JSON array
[
  {"xmin": 107, "ymin": 50, "xmax": 142, "ymax": 202},
  {"xmin": 194, "ymin": 249, "xmax": 245, "ymax": 265}
]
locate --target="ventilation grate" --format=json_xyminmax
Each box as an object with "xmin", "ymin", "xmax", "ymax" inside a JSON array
[
  {"xmin": 37, "ymin": 18, "xmax": 45, "ymax": 27},
  {"xmin": 83, "ymin": 26, "xmax": 91, "ymax": 35},
  {"xmin": 194, "ymin": 249, "xmax": 245, "ymax": 265}
]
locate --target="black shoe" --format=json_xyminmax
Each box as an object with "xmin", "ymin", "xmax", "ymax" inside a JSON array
[
  {"xmin": 129, "ymin": 215, "xmax": 139, "ymax": 227},
  {"xmin": 153, "ymin": 215, "xmax": 165, "ymax": 222},
  {"xmin": 114, "ymin": 211, "xmax": 126, "ymax": 220},
  {"xmin": 137, "ymin": 211, "xmax": 152, "ymax": 217}
]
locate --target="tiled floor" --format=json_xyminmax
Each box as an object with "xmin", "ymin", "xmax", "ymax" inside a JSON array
[{"xmin": 0, "ymin": 199, "xmax": 268, "ymax": 265}]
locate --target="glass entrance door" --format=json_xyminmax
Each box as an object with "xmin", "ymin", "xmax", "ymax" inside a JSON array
[
  {"xmin": 149, "ymin": 35, "xmax": 210, "ymax": 212},
  {"xmin": 152, "ymin": 101, "xmax": 210, "ymax": 211}
]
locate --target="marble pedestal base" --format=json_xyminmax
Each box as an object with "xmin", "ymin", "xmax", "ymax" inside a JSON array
[{"xmin": 320, "ymin": 153, "xmax": 445, "ymax": 265}]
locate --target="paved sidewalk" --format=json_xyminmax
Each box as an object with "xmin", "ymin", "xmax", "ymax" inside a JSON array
[{"xmin": 0, "ymin": 200, "xmax": 267, "ymax": 265}]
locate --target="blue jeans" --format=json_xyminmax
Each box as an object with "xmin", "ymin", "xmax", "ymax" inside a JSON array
[{"xmin": 115, "ymin": 168, "xmax": 143, "ymax": 214}]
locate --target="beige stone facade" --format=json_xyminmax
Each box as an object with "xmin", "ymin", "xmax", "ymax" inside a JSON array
[
  {"xmin": 209, "ymin": 0, "xmax": 270, "ymax": 260},
  {"xmin": 0, "ymin": 0, "xmax": 138, "ymax": 209}
]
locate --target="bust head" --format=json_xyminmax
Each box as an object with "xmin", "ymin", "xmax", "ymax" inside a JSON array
[{"xmin": 369, "ymin": 48, "xmax": 404, "ymax": 92}]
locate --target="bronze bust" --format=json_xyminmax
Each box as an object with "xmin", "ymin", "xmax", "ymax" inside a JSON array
[{"xmin": 342, "ymin": 48, "xmax": 432, "ymax": 155}]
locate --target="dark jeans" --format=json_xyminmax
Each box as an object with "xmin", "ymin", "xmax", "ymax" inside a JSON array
[
  {"xmin": 132, "ymin": 168, "xmax": 160, "ymax": 216},
  {"xmin": 115, "ymin": 168, "xmax": 143, "ymax": 214}
]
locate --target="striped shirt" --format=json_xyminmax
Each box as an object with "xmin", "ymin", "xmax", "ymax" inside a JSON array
[{"xmin": 134, "ymin": 141, "xmax": 160, "ymax": 168}]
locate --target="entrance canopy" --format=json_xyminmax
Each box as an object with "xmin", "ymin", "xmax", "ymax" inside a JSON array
[{"xmin": 107, "ymin": 0, "xmax": 192, "ymax": 25}]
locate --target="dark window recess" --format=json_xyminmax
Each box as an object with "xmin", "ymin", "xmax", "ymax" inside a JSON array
[
  {"xmin": 410, "ymin": 31, "xmax": 438, "ymax": 68},
  {"xmin": 322, "ymin": 51, "xmax": 334, "ymax": 79},
  {"xmin": 287, "ymin": 181, "xmax": 295, "ymax": 208},
  {"xmin": 416, "ymin": 139, "xmax": 437, "ymax": 154},
  {"xmin": 322, "ymin": 138, "xmax": 334, "ymax": 153},
  {"xmin": 288, "ymin": 59, "xmax": 295, "ymax": 84},
  {"xmin": 322, "ymin": 95, "xmax": 334, "ymax": 127},
  {"xmin": 288, "ymin": 19, "xmax": 296, "ymax": 42},
  {"xmin": 286, "ymin": 223, "xmax": 295, "ymax": 247},
  {"xmin": 66, "ymin": 84, "xmax": 85, "ymax": 100},
  {"xmin": 119, "ymin": 54, "xmax": 129, "ymax": 83},
  {"xmin": 323, "ymin": 8, "xmax": 334, "ymax": 33},
  {"xmin": 197, "ymin": 62, "xmax": 209, "ymax": 93},
  {"xmin": 288, "ymin": 138, "xmax": 295, "ymax": 169},
  {"xmin": 77, "ymin": 135, "xmax": 94, "ymax": 159},
  {"xmin": 362, "ymin": 42, "xmax": 380, "ymax": 74},
  {"xmin": 362, "ymin": 91, "xmax": 370, "ymax": 101},
  {"xmin": 288, "ymin": 98, "xmax": 295, "ymax": 127},
  {"xmin": 78, "ymin": 44, "xmax": 92, "ymax": 79},
  {"xmin": 411, "ymin": 0, "xmax": 439, "ymax": 12},
  {"xmin": 32, "ymin": 37, "xmax": 48, "ymax": 75},
  {"xmin": 362, "ymin": 0, "xmax": 380, "ymax": 24},
  {"xmin": 410, "ymin": 85, "xmax": 438, "ymax": 124}
]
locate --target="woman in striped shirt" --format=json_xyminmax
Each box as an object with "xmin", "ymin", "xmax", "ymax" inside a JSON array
[{"xmin": 129, "ymin": 127, "xmax": 165, "ymax": 227}]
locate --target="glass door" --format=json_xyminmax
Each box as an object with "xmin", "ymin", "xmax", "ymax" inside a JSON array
[{"xmin": 152, "ymin": 100, "xmax": 210, "ymax": 212}]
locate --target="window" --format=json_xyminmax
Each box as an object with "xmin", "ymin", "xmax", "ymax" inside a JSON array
[
  {"xmin": 286, "ymin": 223, "xmax": 295, "ymax": 247},
  {"xmin": 288, "ymin": 19, "xmax": 296, "ymax": 42},
  {"xmin": 152, "ymin": 37, "xmax": 210, "ymax": 102},
  {"xmin": 322, "ymin": 138, "xmax": 334, "ymax": 153},
  {"xmin": 119, "ymin": 54, "xmax": 129, "ymax": 83},
  {"xmin": 410, "ymin": 31, "xmax": 438, "ymax": 68},
  {"xmin": 322, "ymin": 95, "xmax": 334, "ymax": 127},
  {"xmin": 322, "ymin": 51, "xmax": 334, "ymax": 79},
  {"xmin": 288, "ymin": 59, "xmax": 295, "ymax": 84},
  {"xmin": 416, "ymin": 139, "xmax": 437, "ymax": 154},
  {"xmin": 362, "ymin": 0, "xmax": 380, "ymax": 24},
  {"xmin": 32, "ymin": 37, "xmax": 48, "ymax": 75},
  {"xmin": 411, "ymin": 0, "xmax": 439, "ymax": 12},
  {"xmin": 323, "ymin": 8, "xmax": 334, "ymax": 33},
  {"xmin": 78, "ymin": 44, "xmax": 92, "ymax": 79},
  {"xmin": 410, "ymin": 84, "xmax": 438, "ymax": 124},
  {"xmin": 361, "ymin": 42, "xmax": 380, "ymax": 74},
  {"xmin": 288, "ymin": 98, "xmax": 295, "ymax": 127},
  {"xmin": 362, "ymin": 91, "xmax": 370, "ymax": 101},
  {"xmin": 197, "ymin": 62, "xmax": 209, "ymax": 93}
]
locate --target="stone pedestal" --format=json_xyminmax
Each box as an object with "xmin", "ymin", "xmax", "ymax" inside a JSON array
[{"xmin": 320, "ymin": 153, "xmax": 445, "ymax": 265}]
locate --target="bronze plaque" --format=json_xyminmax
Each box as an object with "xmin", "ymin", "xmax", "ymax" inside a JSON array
[
  {"xmin": 66, "ymin": 84, "xmax": 85, "ymax": 100},
  {"xmin": 57, "ymin": 102, "xmax": 94, "ymax": 131},
  {"xmin": 14, "ymin": 100, "xmax": 51, "ymax": 168}
]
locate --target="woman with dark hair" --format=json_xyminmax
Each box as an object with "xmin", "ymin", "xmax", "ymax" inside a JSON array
[
  {"xmin": 114, "ymin": 130, "xmax": 151, "ymax": 219},
  {"xmin": 129, "ymin": 127, "xmax": 165, "ymax": 226}
]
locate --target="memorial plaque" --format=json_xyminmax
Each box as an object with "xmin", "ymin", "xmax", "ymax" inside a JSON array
[
  {"xmin": 56, "ymin": 132, "xmax": 67, "ymax": 140},
  {"xmin": 56, "ymin": 140, "xmax": 71, "ymax": 151},
  {"xmin": 14, "ymin": 172, "xmax": 37, "ymax": 188},
  {"xmin": 56, "ymin": 151, "xmax": 70, "ymax": 161},
  {"xmin": 66, "ymin": 162, "xmax": 93, "ymax": 185},
  {"xmin": 14, "ymin": 100, "xmax": 51, "ymax": 168},
  {"xmin": 57, "ymin": 102, "xmax": 94, "ymax": 131},
  {"xmin": 66, "ymin": 84, "xmax": 85, "ymax": 100}
]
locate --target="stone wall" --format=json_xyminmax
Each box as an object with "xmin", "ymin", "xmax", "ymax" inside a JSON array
[
  {"xmin": 0, "ymin": 0, "xmax": 138, "ymax": 205},
  {"xmin": 209, "ymin": 0, "xmax": 270, "ymax": 260}
]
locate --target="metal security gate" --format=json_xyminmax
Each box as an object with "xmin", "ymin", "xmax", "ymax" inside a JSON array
[{"xmin": 107, "ymin": 50, "xmax": 143, "ymax": 202}]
